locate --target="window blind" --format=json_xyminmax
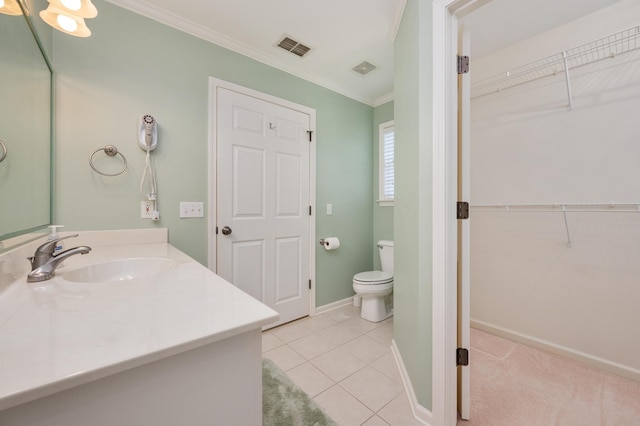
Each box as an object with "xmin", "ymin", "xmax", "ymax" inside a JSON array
[{"xmin": 381, "ymin": 125, "xmax": 394, "ymax": 200}]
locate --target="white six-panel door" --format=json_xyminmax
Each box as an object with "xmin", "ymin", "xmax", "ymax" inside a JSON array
[{"xmin": 216, "ymin": 87, "xmax": 311, "ymax": 328}]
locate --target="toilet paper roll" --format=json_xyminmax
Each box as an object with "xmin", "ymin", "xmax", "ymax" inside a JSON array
[{"xmin": 323, "ymin": 237, "xmax": 340, "ymax": 250}]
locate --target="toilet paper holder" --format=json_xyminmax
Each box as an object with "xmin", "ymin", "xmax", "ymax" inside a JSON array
[{"xmin": 319, "ymin": 237, "xmax": 340, "ymax": 250}]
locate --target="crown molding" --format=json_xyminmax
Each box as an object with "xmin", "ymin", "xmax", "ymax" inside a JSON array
[
  {"xmin": 373, "ymin": 92, "xmax": 394, "ymax": 107},
  {"xmin": 388, "ymin": 0, "xmax": 407, "ymax": 42},
  {"xmin": 105, "ymin": 0, "xmax": 377, "ymax": 106}
]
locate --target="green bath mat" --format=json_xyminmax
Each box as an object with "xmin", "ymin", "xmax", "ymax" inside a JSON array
[{"xmin": 262, "ymin": 358, "xmax": 337, "ymax": 426}]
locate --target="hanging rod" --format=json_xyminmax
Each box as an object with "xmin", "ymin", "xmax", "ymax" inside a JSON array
[
  {"xmin": 471, "ymin": 203, "xmax": 640, "ymax": 213},
  {"xmin": 471, "ymin": 26, "xmax": 640, "ymax": 100},
  {"xmin": 472, "ymin": 203, "xmax": 640, "ymax": 248}
]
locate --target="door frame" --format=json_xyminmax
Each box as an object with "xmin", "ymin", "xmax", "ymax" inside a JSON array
[
  {"xmin": 207, "ymin": 77, "xmax": 317, "ymax": 316},
  {"xmin": 431, "ymin": 0, "xmax": 490, "ymax": 425},
  {"xmin": 456, "ymin": 18, "xmax": 471, "ymax": 421}
]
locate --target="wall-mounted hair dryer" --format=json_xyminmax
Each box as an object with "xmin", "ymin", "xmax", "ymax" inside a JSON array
[
  {"xmin": 138, "ymin": 115, "xmax": 157, "ymax": 151},
  {"xmin": 138, "ymin": 114, "xmax": 159, "ymax": 221}
]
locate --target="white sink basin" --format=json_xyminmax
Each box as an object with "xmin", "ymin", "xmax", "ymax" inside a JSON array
[{"xmin": 62, "ymin": 257, "xmax": 178, "ymax": 283}]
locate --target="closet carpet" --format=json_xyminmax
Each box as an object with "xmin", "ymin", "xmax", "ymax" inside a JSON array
[{"xmin": 461, "ymin": 328, "xmax": 640, "ymax": 426}]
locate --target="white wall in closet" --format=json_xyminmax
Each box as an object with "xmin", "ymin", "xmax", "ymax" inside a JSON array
[{"xmin": 469, "ymin": 0, "xmax": 640, "ymax": 381}]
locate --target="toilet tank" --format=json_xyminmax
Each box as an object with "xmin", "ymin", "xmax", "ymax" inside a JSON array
[{"xmin": 377, "ymin": 240, "xmax": 394, "ymax": 274}]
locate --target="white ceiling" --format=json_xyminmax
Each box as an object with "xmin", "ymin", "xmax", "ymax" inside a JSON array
[
  {"xmin": 467, "ymin": 0, "xmax": 623, "ymax": 58},
  {"xmin": 106, "ymin": 0, "xmax": 623, "ymax": 106}
]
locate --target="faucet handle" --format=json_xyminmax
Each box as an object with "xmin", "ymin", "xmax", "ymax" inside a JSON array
[{"xmin": 35, "ymin": 233, "xmax": 80, "ymax": 255}]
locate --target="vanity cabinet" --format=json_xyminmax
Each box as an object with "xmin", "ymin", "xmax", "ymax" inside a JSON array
[
  {"xmin": 0, "ymin": 229, "xmax": 278, "ymax": 425},
  {"xmin": 0, "ymin": 330, "xmax": 263, "ymax": 425}
]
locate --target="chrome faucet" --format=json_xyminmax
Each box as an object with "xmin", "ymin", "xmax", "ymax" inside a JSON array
[{"xmin": 27, "ymin": 234, "xmax": 92, "ymax": 282}]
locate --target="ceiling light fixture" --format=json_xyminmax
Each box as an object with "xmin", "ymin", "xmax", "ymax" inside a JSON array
[
  {"xmin": 56, "ymin": 0, "xmax": 97, "ymax": 18},
  {"xmin": 39, "ymin": 0, "xmax": 97, "ymax": 37},
  {"xmin": 0, "ymin": 0, "xmax": 23, "ymax": 15}
]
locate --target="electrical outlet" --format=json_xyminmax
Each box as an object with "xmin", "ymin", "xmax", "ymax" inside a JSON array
[
  {"xmin": 141, "ymin": 201, "xmax": 153, "ymax": 219},
  {"xmin": 326, "ymin": 203, "xmax": 333, "ymax": 215},
  {"xmin": 180, "ymin": 202, "xmax": 204, "ymax": 218}
]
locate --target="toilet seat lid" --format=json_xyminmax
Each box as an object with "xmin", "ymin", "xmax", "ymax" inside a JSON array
[{"xmin": 354, "ymin": 271, "xmax": 393, "ymax": 284}]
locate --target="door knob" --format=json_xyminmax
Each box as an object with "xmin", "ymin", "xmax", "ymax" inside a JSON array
[{"xmin": 221, "ymin": 226, "xmax": 232, "ymax": 236}]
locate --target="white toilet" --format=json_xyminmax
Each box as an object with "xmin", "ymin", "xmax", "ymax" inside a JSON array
[{"xmin": 353, "ymin": 240, "xmax": 394, "ymax": 322}]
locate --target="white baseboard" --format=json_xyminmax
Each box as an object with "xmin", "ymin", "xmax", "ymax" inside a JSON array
[
  {"xmin": 314, "ymin": 296, "xmax": 355, "ymax": 315},
  {"xmin": 471, "ymin": 319, "xmax": 640, "ymax": 382},
  {"xmin": 391, "ymin": 340, "xmax": 433, "ymax": 425}
]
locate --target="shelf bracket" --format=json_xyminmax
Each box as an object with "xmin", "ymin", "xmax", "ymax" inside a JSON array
[
  {"xmin": 562, "ymin": 205, "xmax": 572, "ymax": 248},
  {"xmin": 562, "ymin": 51, "xmax": 573, "ymax": 111}
]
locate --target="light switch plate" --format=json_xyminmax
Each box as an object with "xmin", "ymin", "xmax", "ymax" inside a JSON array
[{"xmin": 180, "ymin": 202, "xmax": 204, "ymax": 218}]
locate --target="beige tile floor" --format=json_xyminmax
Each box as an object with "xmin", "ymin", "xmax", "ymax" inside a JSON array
[
  {"xmin": 262, "ymin": 304, "xmax": 423, "ymax": 426},
  {"xmin": 264, "ymin": 306, "xmax": 640, "ymax": 426}
]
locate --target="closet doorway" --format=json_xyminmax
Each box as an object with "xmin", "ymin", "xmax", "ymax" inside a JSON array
[{"xmin": 458, "ymin": 0, "xmax": 640, "ymax": 423}]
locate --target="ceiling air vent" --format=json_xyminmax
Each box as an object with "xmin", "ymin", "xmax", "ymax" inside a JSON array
[
  {"xmin": 277, "ymin": 36, "xmax": 311, "ymax": 57},
  {"xmin": 352, "ymin": 61, "xmax": 377, "ymax": 75}
]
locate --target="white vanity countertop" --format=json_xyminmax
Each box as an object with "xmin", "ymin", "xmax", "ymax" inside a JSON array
[{"xmin": 0, "ymin": 229, "xmax": 278, "ymax": 411}]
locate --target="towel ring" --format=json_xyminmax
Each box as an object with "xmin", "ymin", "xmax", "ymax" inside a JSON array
[
  {"xmin": 0, "ymin": 141, "xmax": 6, "ymax": 163},
  {"xmin": 89, "ymin": 145, "xmax": 127, "ymax": 177}
]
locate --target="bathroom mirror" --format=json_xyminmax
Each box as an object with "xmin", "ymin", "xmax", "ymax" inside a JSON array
[{"xmin": 0, "ymin": 2, "xmax": 52, "ymax": 245}]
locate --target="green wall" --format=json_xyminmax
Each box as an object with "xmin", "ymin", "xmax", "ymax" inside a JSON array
[
  {"xmin": 393, "ymin": 0, "xmax": 433, "ymax": 409},
  {"xmin": 372, "ymin": 101, "xmax": 394, "ymax": 269},
  {"xmin": 52, "ymin": 0, "xmax": 373, "ymax": 308}
]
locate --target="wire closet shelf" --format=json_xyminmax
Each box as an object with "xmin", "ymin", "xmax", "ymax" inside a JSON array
[
  {"xmin": 472, "ymin": 203, "xmax": 640, "ymax": 248},
  {"xmin": 471, "ymin": 26, "xmax": 640, "ymax": 99},
  {"xmin": 471, "ymin": 203, "xmax": 640, "ymax": 213}
]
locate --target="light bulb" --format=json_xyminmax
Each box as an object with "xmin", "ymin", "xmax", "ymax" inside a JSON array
[
  {"xmin": 40, "ymin": 2, "xmax": 92, "ymax": 36},
  {"xmin": 0, "ymin": 0, "xmax": 24, "ymax": 14},
  {"xmin": 57, "ymin": 14, "xmax": 78, "ymax": 32},
  {"xmin": 60, "ymin": 0, "xmax": 81, "ymax": 11}
]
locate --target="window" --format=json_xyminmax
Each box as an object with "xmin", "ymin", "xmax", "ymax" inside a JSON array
[{"xmin": 378, "ymin": 120, "xmax": 394, "ymax": 206}]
